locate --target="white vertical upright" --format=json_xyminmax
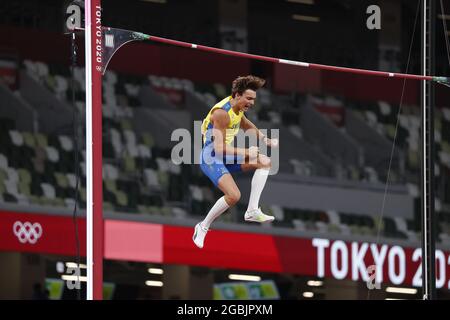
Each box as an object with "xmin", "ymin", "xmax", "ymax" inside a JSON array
[
  {"xmin": 84, "ymin": 0, "xmax": 94, "ymax": 301},
  {"xmin": 421, "ymin": 0, "xmax": 438, "ymax": 300},
  {"xmin": 421, "ymin": 0, "xmax": 429, "ymax": 299}
]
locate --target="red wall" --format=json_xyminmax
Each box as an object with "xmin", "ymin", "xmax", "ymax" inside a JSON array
[
  {"xmin": 2, "ymin": 211, "xmax": 450, "ymax": 289},
  {"xmin": 110, "ymin": 41, "xmax": 250, "ymax": 84},
  {"xmin": 272, "ymin": 60, "xmax": 450, "ymax": 107},
  {"xmin": 0, "ymin": 27, "xmax": 75, "ymax": 66},
  {"xmin": 321, "ymin": 70, "xmax": 420, "ymax": 105}
]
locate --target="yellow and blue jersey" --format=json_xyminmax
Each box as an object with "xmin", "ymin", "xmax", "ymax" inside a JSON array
[
  {"xmin": 201, "ymin": 96, "xmax": 244, "ymax": 146},
  {"xmin": 199, "ymin": 96, "xmax": 244, "ymax": 186}
]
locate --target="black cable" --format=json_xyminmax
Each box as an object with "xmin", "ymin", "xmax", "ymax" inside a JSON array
[
  {"xmin": 367, "ymin": 0, "xmax": 421, "ymax": 300},
  {"xmin": 70, "ymin": 26, "xmax": 82, "ymax": 301}
]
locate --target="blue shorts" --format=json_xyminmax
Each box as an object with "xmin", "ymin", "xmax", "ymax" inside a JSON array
[{"xmin": 199, "ymin": 143, "xmax": 243, "ymax": 187}]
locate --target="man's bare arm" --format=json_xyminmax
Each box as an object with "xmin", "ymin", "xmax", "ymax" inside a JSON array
[
  {"xmin": 240, "ymin": 115, "xmax": 265, "ymax": 140},
  {"xmin": 240, "ymin": 115, "xmax": 279, "ymax": 148}
]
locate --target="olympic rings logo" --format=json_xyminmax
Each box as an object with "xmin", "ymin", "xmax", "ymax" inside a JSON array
[{"xmin": 13, "ymin": 221, "xmax": 43, "ymax": 244}]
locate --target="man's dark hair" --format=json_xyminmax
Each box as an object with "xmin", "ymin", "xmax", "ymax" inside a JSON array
[{"xmin": 231, "ymin": 75, "xmax": 265, "ymax": 98}]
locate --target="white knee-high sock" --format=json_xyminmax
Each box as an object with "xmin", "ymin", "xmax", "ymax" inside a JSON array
[
  {"xmin": 201, "ymin": 196, "xmax": 230, "ymax": 229},
  {"xmin": 247, "ymin": 168, "xmax": 270, "ymax": 211}
]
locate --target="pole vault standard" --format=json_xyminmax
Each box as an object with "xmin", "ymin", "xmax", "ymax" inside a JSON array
[
  {"xmin": 421, "ymin": 0, "xmax": 437, "ymax": 300},
  {"xmin": 85, "ymin": 0, "xmax": 103, "ymax": 300},
  {"xmin": 85, "ymin": 20, "xmax": 449, "ymax": 299}
]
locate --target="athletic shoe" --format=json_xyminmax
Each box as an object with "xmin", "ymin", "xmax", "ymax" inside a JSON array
[
  {"xmin": 192, "ymin": 222, "xmax": 209, "ymax": 249},
  {"xmin": 244, "ymin": 208, "xmax": 275, "ymax": 223}
]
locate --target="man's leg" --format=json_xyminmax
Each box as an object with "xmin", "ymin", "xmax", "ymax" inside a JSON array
[
  {"xmin": 193, "ymin": 173, "xmax": 241, "ymax": 249},
  {"xmin": 201, "ymin": 173, "xmax": 241, "ymax": 229},
  {"xmin": 241, "ymin": 154, "xmax": 274, "ymax": 222}
]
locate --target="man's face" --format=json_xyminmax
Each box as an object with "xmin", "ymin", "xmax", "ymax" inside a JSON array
[{"xmin": 236, "ymin": 89, "xmax": 256, "ymax": 112}]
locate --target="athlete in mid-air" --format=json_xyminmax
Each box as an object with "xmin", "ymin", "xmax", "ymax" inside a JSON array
[{"xmin": 193, "ymin": 75, "xmax": 278, "ymax": 249}]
